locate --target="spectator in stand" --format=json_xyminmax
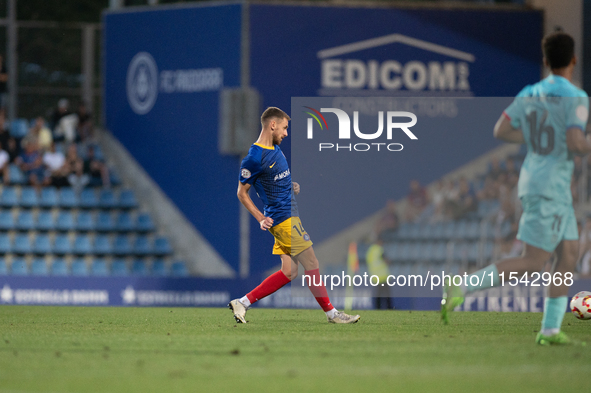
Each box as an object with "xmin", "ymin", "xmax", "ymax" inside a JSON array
[
  {"xmin": 65, "ymin": 144, "xmax": 88, "ymax": 193},
  {"xmin": 83, "ymin": 145, "xmax": 110, "ymax": 188},
  {"xmin": 406, "ymin": 180, "xmax": 428, "ymax": 221},
  {"xmin": 0, "ymin": 110, "xmax": 9, "ymax": 151},
  {"xmin": 477, "ymin": 176, "xmax": 499, "ymax": 202},
  {"xmin": 52, "ymin": 98, "xmax": 71, "ymax": 130},
  {"xmin": 52, "ymin": 99, "xmax": 78, "ymax": 143},
  {"xmin": 15, "ymin": 140, "xmax": 44, "ymax": 189},
  {"xmin": 5, "ymin": 137, "xmax": 18, "ymax": 163},
  {"xmin": 446, "ymin": 177, "xmax": 477, "ymax": 220},
  {"xmin": 0, "ymin": 145, "xmax": 9, "ymax": 183},
  {"xmin": 577, "ymin": 217, "xmax": 591, "ymax": 277},
  {"xmin": 375, "ymin": 200, "xmax": 399, "ymax": 239},
  {"xmin": 26, "ymin": 117, "xmax": 53, "ymax": 151},
  {"xmin": 0, "ymin": 55, "xmax": 7, "ymax": 110},
  {"xmin": 487, "ymin": 157, "xmax": 505, "ymax": 181},
  {"xmin": 505, "ymin": 158, "xmax": 519, "ymax": 178},
  {"xmin": 43, "ymin": 142, "xmax": 68, "ymax": 187},
  {"xmin": 77, "ymin": 102, "xmax": 93, "ymax": 142}
]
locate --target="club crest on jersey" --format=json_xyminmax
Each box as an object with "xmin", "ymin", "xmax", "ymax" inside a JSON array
[
  {"xmin": 241, "ymin": 168, "xmax": 251, "ymax": 179},
  {"xmin": 274, "ymin": 168, "xmax": 290, "ymax": 182}
]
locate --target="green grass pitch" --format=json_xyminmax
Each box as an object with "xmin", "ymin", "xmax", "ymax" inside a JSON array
[{"xmin": 0, "ymin": 306, "xmax": 590, "ymax": 393}]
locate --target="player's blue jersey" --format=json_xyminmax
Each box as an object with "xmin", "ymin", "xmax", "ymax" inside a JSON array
[
  {"xmin": 504, "ymin": 75, "xmax": 589, "ymax": 204},
  {"xmin": 239, "ymin": 143, "xmax": 298, "ymax": 225}
]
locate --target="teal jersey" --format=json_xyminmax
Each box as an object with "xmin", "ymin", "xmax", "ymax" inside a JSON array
[{"xmin": 504, "ymin": 75, "xmax": 589, "ymax": 204}]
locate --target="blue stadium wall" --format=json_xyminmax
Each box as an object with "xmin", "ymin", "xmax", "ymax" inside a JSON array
[{"xmin": 100, "ymin": 2, "xmax": 541, "ymax": 279}]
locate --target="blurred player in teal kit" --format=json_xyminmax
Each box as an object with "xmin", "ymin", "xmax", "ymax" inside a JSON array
[{"xmin": 442, "ymin": 32, "xmax": 590, "ymax": 345}]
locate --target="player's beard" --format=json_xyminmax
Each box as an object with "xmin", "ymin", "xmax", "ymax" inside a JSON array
[{"xmin": 273, "ymin": 134, "xmax": 283, "ymax": 145}]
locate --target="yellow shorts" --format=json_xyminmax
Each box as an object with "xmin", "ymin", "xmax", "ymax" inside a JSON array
[{"xmin": 268, "ymin": 217, "xmax": 313, "ymax": 256}]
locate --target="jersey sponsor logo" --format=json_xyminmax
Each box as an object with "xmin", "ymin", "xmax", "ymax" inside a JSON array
[
  {"xmin": 241, "ymin": 168, "xmax": 251, "ymax": 179},
  {"xmin": 274, "ymin": 168, "xmax": 290, "ymax": 182}
]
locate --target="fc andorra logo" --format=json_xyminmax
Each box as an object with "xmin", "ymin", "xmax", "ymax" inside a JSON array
[{"xmin": 126, "ymin": 52, "xmax": 159, "ymax": 115}]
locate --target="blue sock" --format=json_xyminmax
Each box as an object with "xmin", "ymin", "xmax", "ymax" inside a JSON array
[
  {"xmin": 463, "ymin": 264, "xmax": 499, "ymax": 295},
  {"xmin": 541, "ymin": 296, "xmax": 568, "ymax": 334}
]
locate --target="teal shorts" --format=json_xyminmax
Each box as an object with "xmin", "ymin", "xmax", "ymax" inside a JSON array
[{"xmin": 517, "ymin": 195, "xmax": 578, "ymax": 253}]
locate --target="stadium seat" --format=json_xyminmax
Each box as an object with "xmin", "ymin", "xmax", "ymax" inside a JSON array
[
  {"xmin": 151, "ymin": 259, "xmax": 168, "ymax": 276},
  {"xmin": 13, "ymin": 234, "xmax": 32, "ymax": 254},
  {"xmin": 398, "ymin": 242, "xmax": 411, "ymax": 261},
  {"xmin": 0, "ymin": 234, "xmax": 11, "ymax": 254},
  {"xmin": 36, "ymin": 211, "xmax": 55, "ymax": 232},
  {"xmin": 484, "ymin": 241, "xmax": 495, "ymax": 261},
  {"xmin": 466, "ymin": 221, "xmax": 481, "ymax": 241},
  {"xmin": 115, "ymin": 212, "xmax": 134, "ymax": 232},
  {"xmin": 56, "ymin": 211, "xmax": 75, "ymax": 232},
  {"xmin": 0, "ymin": 258, "xmax": 7, "ymax": 275},
  {"xmin": 20, "ymin": 187, "xmax": 39, "ymax": 208},
  {"xmin": 99, "ymin": 189, "xmax": 117, "ymax": 210},
  {"xmin": 71, "ymin": 259, "xmax": 89, "ymax": 276},
  {"xmin": 396, "ymin": 223, "xmax": 411, "ymax": 240},
  {"xmin": 408, "ymin": 242, "xmax": 421, "ymax": 261},
  {"xmin": 73, "ymin": 235, "xmax": 92, "ymax": 256},
  {"xmin": 52, "ymin": 234, "xmax": 72, "ymax": 255},
  {"xmin": 33, "ymin": 234, "xmax": 52, "ymax": 255},
  {"xmin": 408, "ymin": 223, "xmax": 421, "ymax": 240},
  {"xmin": 75, "ymin": 211, "xmax": 95, "ymax": 232},
  {"xmin": 10, "ymin": 258, "xmax": 29, "ymax": 275},
  {"xmin": 0, "ymin": 211, "xmax": 15, "ymax": 231},
  {"xmin": 9, "ymin": 118, "xmax": 29, "ymax": 138},
  {"xmin": 119, "ymin": 189, "xmax": 138, "ymax": 210},
  {"xmin": 1, "ymin": 187, "xmax": 18, "ymax": 208},
  {"xmin": 382, "ymin": 243, "xmax": 399, "ymax": 260},
  {"xmin": 442, "ymin": 221, "xmax": 455, "ymax": 240},
  {"xmin": 93, "ymin": 235, "xmax": 112, "ymax": 255},
  {"xmin": 109, "ymin": 171, "xmax": 122, "ymax": 186},
  {"xmin": 468, "ymin": 242, "xmax": 480, "ymax": 262},
  {"xmin": 79, "ymin": 189, "xmax": 98, "ymax": 209},
  {"xmin": 95, "ymin": 212, "xmax": 114, "ymax": 232},
  {"xmin": 50, "ymin": 258, "xmax": 69, "ymax": 276},
  {"xmin": 131, "ymin": 259, "xmax": 149, "ymax": 276},
  {"xmin": 113, "ymin": 235, "xmax": 132, "ymax": 256},
  {"xmin": 90, "ymin": 259, "xmax": 109, "ymax": 276},
  {"xmin": 136, "ymin": 213, "xmax": 155, "ymax": 233},
  {"xmin": 153, "ymin": 237, "xmax": 172, "ymax": 256},
  {"xmin": 8, "ymin": 165, "xmax": 26, "ymax": 185},
  {"xmin": 40, "ymin": 187, "xmax": 58, "ymax": 208},
  {"xmin": 132, "ymin": 235, "xmax": 151, "ymax": 256},
  {"xmin": 171, "ymin": 261, "xmax": 189, "ymax": 277},
  {"xmin": 31, "ymin": 258, "xmax": 49, "ymax": 276},
  {"xmin": 110, "ymin": 259, "xmax": 129, "ymax": 276},
  {"xmin": 431, "ymin": 223, "xmax": 445, "ymax": 241},
  {"xmin": 58, "ymin": 188, "xmax": 79, "ymax": 209},
  {"xmin": 15, "ymin": 211, "xmax": 35, "ymax": 231}
]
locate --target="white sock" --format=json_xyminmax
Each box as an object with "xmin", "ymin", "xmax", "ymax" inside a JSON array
[
  {"xmin": 541, "ymin": 328, "xmax": 560, "ymax": 336},
  {"xmin": 239, "ymin": 296, "xmax": 251, "ymax": 308},
  {"xmin": 325, "ymin": 308, "xmax": 338, "ymax": 319}
]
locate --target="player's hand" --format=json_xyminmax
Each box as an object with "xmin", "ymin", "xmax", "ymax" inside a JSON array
[
  {"xmin": 293, "ymin": 182, "xmax": 300, "ymax": 195},
  {"xmin": 259, "ymin": 217, "xmax": 274, "ymax": 231}
]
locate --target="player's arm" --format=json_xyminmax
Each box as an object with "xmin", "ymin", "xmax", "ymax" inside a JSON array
[
  {"xmin": 493, "ymin": 114, "xmax": 524, "ymax": 143},
  {"xmin": 566, "ymin": 127, "xmax": 591, "ymax": 155},
  {"xmin": 237, "ymin": 181, "xmax": 274, "ymax": 230}
]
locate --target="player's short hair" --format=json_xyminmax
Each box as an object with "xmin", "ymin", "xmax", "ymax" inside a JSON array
[
  {"xmin": 261, "ymin": 107, "xmax": 290, "ymax": 127},
  {"xmin": 542, "ymin": 32, "xmax": 575, "ymax": 69}
]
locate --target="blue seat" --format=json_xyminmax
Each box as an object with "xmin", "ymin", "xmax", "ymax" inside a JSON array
[
  {"xmin": 132, "ymin": 235, "xmax": 151, "ymax": 256},
  {"xmin": 110, "ymin": 170, "xmax": 122, "ymax": 186},
  {"xmin": 468, "ymin": 242, "xmax": 480, "ymax": 262},
  {"xmin": 56, "ymin": 211, "xmax": 74, "ymax": 232},
  {"xmin": 73, "ymin": 235, "xmax": 92, "ymax": 255},
  {"xmin": 93, "ymin": 235, "xmax": 112, "ymax": 255},
  {"xmin": 465, "ymin": 221, "xmax": 481, "ymax": 241},
  {"xmin": 16, "ymin": 211, "xmax": 35, "ymax": 231},
  {"xmin": 418, "ymin": 242, "xmax": 433, "ymax": 261},
  {"xmin": 59, "ymin": 188, "xmax": 78, "ymax": 209},
  {"xmin": 30, "ymin": 258, "xmax": 49, "ymax": 276},
  {"xmin": 113, "ymin": 235, "xmax": 132, "ymax": 256},
  {"xmin": 153, "ymin": 237, "xmax": 172, "ymax": 256},
  {"xmin": 0, "ymin": 211, "xmax": 14, "ymax": 231},
  {"xmin": 11, "ymin": 258, "xmax": 29, "ymax": 275},
  {"xmin": 75, "ymin": 211, "xmax": 94, "ymax": 232},
  {"xmin": 40, "ymin": 187, "xmax": 58, "ymax": 208},
  {"xmin": 453, "ymin": 242, "xmax": 469, "ymax": 262},
  {"xmin": 0, "ymin": 258, "xmax": 7, "ymax": 275},
  {"xmin": 8, "ymin": 165, "xmax": 26, "ymax": 185},
  {"xmin": 79, "ymin": 189, "xmax": 98, "ymax": 209},
  {"xmin": 33, "ymin": 234, "xmax": 52, "ymax": 255},
  {"xmin": 9, "ymin": 118, "xmax": 29, "ymax": 138},
  {"xmin": 50, "ymin": 258, "xmax": 69, "ymax": 276},
  {"xmin": 71, "ymin": 259, "xmax": 89, "ymax": 276},
  {"xmin": 95, "ymin": 212, "xmax": 114, "ymax": 232},
  {"xmin": 1, "ymin": 187, "xmax": 18, "ymax": 207},
  {"xmin": 111, "ymin": 259, "xmax": 129, "ymax": 276},
  {"xmin": 116, "ymin": 212, "xmax": 134, "ymax": 232},
  {"xmin": 0, "ymin": 234, "xmax": 10, "ymax": 254},
  {"xmin": 136, "ymin": 213, "xmax": 155, "ymax": 233},
  {"xmin": 20, "ymin": 187, "xmax": 39, "ymax": 208},
  {"xmin": 119, "ymin": 189, "xmax": 138, "ymax": 210},
  {"xmin": 90, "ymin": 259, "xmax": 109, "ymax": 276},
  {"xmin": 442, "ymin": 221, "xmax": 455, "ymax": 239},
  {"xmin": 53, "ymin": 234, "xmax": 72, "ymax": 255},
  {"xmin": 171, "ymin": 261, "xmax": 189, "ymax": 277},
  {"xmin": 132, "ymin": 259, "xmax": 149, "ymax": 276},
  {"xmin": 99, "ymin": 189, "xmax": 117, "ymax": 210},
  {"xmin": 13, "ymin": 234, "xmax": 32, "ymax": 254},
  {"xmin": 36, "ymin": 211, "xmax": 54, "ymax": 231},
  {"xmin": 151, "ymin": 259, "xmax": 168, "ymax": 276}
]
